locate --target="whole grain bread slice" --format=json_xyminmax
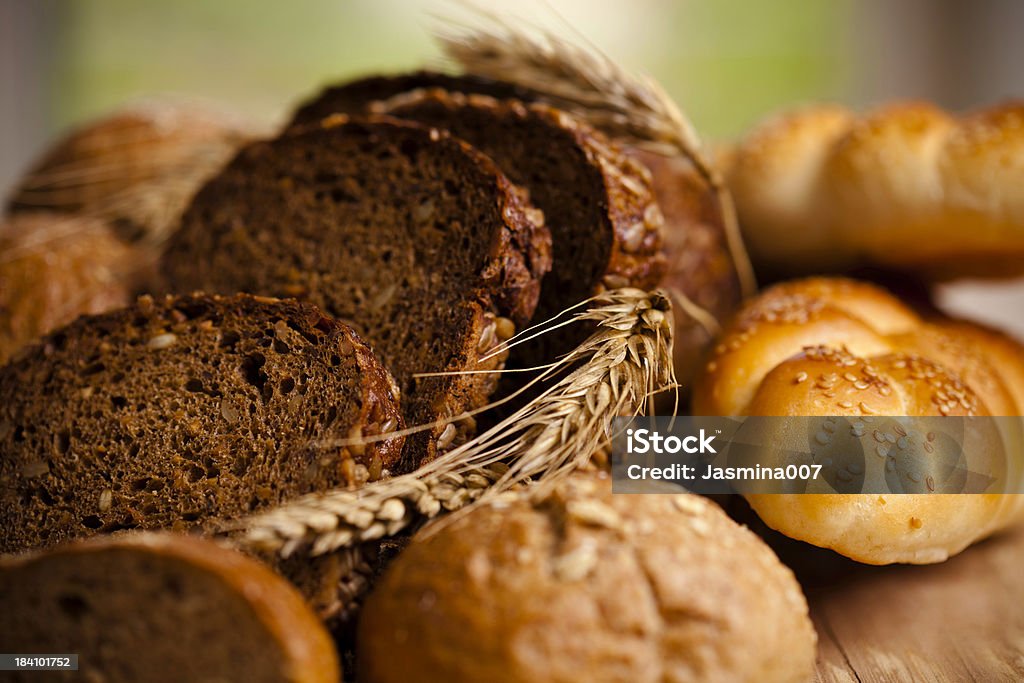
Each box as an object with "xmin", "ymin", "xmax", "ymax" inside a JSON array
[
  {"xmin": 0, "ymin": 532, "xmax": 340, "ymax": 683},
  {"xmin": 290, "ymin": 71, "xmax": 741, "ymax": 386},
  {"xmin": 0, "ymin": 292, "xmax": 404, "ymax": 553},
  {"xmin": 161, "ymin": 116, "xmax": 552, "ymax": 468},
  {"xmin": 371, "ymin": 89, "xmax": 665, "ymax": 363}
]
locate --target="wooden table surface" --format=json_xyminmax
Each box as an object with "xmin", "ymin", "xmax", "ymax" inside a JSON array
[
  {"xmin": 806, "ymin": 524, "xmax": 1024, "ymax": 682},
  {"xmin": 722, "ymin": 496, "xmax": 1024, "ymax": 682}
]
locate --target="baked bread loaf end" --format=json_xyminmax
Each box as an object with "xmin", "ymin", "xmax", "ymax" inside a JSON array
[
  {"xmin": 0, "ymin": 213, "xmax": 134, "ymax": 364},
  {"xmin": 632, "ymin": 149, "xmax": 742, "ymax": 387},
  {"xmin": 0, "ymin": 533, "xmax": 340, "ymax": 683},
  {"xmin": 6, "ymin": 100, "xmax": 255, "ymax": 245}
]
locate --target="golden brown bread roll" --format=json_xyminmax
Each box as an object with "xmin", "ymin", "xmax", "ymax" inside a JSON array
[
  {"xmin": 726, "ymin": 102, "xmax": 1024, "ymax": 279},
  {"xmin": 6, "ymin": 100, "xmax": 256, "ymax": 245},
  {"xmin": 694, "ymin": 277, "xmax": 1024, "ymax": 564},
  {"xmin": 0, "ymin": 213, "xmax": 135, "ymax": 363},
  {"xmin": 358, "ymin": 473, "xmax": 816, "ymax": 683}
]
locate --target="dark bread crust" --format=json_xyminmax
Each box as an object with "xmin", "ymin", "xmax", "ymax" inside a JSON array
[
  {"xmin": 0, "ymin": 213, "xmax": 135, "ymax": 364},
  {"xmin": 631, "ymin": 150, "xmax": 742, "ymax": 389},
  {"xmin": 162, "ymin": 116, "xmax": 551, "ymax": 468},
  {"xmin": 0, "ymin": 532, "xmax": 340, "ymax": 683},
  {"xmin": 0, "ymin": 292, "xmax": 404, "ymax": 553},
  {"xmin": 287, "ymin": 70, "xmax": 536, "ymax": 130}
]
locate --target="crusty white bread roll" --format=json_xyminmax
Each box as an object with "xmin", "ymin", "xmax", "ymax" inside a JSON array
[
  {"xmin": 694, "ymin": 277, "xmax": 1024, "ymax": 564},
  {"xmin": 359, "ymin": 473, "xmax": 816, "ymax": 683},
  {"xmin": 726, "ymin": 102, "xmax": 1024, "ymax": 279}
]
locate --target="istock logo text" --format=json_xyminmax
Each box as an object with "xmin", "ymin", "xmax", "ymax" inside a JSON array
[{"xmin": 626, "ymin": 428, "xmax": 717, "ymax": 454}]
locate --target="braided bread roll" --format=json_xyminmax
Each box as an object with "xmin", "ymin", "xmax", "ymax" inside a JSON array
[
  {"xmin": 726, "ymin": 102, "xmax": 1024, "ymax": 279},
  {"xmin": 694, "ymin": 278, "xmax": 1024, "ymax": 564}
]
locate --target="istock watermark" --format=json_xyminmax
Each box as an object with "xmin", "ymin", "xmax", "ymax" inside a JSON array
[
  {"xmin": 625, "ymin": 428, "xmax": 719, "ymax": 454},
  {"xmin": 611, "ymin": 415, "xmax": 1024, "ymax": 495}
]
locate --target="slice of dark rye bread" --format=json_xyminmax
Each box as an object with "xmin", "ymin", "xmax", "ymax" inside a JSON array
[
  {"xmin": 292, "ymin": 80, "xmax": 665, "ymax": 314},
  {"xmin": 0, "ymin": 533, "xmax": 340, "ymax": 683},
  {"xmin": 289, "ymin": 71, "xmax": 742, "ymax": 386},
  {"xmin": 0, "ymin": 292, "xmax": 404, "ymax": 553},
  {"xmin": 161, "ymin": 116, "xmax": 552, "ymax": 469},
  {"xmin": 371, "ymin": 89, "xmax": 666, "ymax": 362}
]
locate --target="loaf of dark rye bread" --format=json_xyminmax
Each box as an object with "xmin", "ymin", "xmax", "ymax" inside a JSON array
[
  {"xmin": 0, "ymin": 292, "xmax": 404, "ymax": 553},
  {"xmin": 161, "ymin": 116, "xmax": 552, "ymax": 468},
  {"xmin": 288, "ymin": 71, "xmax": 740, "ymax": 385},
  {"xmin": 0, "ymin": 533, "xmax": 340, "ymax": 683}
]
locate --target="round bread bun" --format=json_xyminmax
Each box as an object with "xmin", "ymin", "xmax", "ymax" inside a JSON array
[
  {"xmin": 694, "ymin": 277, "xmax": 1024, "ymax": 564},
  {"xmin": 0, "ymin": 532, "xmax": 340, "ymax": 683},
  {"xmin": 0, "ymin": 212, "xmax": 135, "ymax": 364},
  {"xmin": 358, "ymin": 473, "xmax": 816, "ymax": 683},
  {"xmin": 726, "ymin": 101, "xmax": 1024, "ymax": 280},
  {"xmin": 6, "ymin": 100, "xmax": 257, "ymax": 245}
]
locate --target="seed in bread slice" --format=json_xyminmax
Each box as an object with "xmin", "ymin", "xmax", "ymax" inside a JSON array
[
  {"xmin": 0, "ymin": 532, "xmax": 340, "ymax": 683},
  {"xmin": 0, "ymin": 292, "xmax": 403, "ymax": 553},
  {"xmin": 161, "ymin": 116, "xmax": 552, "ymax": 468},
  {"xmin": 371, "ymin": 88, "xmax": 665, "ymax": 362}
]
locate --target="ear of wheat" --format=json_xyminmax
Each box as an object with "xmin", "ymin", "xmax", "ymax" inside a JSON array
[
  {"xmin": 227, "ymin": 287, "xmax": 675, "ymax": 558},
  {"xmin": 432, "ymin": 4, "xmax": 756, "ymax": 298}
]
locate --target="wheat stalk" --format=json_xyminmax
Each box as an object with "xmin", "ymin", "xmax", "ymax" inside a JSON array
[
  {"xmin": 432, "ymin": 4, "xmax": 756, "ymax": 299},
  {"xmin": 227, "ymin": 287, "xmax": 674, "ymax": 558}
]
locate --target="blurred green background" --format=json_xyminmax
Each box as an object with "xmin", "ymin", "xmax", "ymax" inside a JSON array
[
  {"xmin": 44, "ymin": 0, "xmax": 851, "ymax": 137},
  {"xmin": 6, "ymin": 0, "xmax": 1024, "ymax": 184},
  {"xmin": 2, "ymin": 0, "xmax": 1022, "ymax": 330}
]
